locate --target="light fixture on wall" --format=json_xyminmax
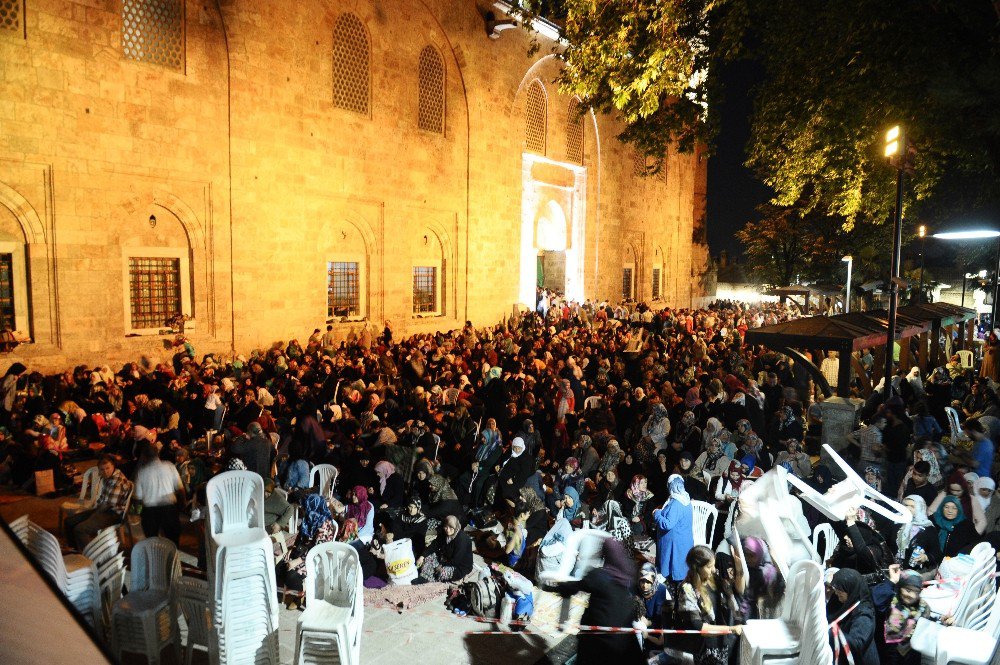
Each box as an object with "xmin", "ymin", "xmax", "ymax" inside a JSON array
[{"xmin": 149, "ymin": 214, "xmax": 157, "ymax": 229}]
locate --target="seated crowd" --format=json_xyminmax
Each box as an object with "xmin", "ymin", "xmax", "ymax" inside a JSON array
[{"xmin": 2, "ymin": 292, "xmax": 999, "ymax": 665}]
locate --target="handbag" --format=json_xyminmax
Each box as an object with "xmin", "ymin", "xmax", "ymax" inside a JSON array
[{"xmin": 908, "ymin": 617, "xmax": 942, "ymax": 656}]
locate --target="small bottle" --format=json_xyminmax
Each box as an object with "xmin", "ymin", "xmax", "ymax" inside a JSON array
[{"xmin": 909, "ymin": 545, "xmax": 925, "ymax": 568}]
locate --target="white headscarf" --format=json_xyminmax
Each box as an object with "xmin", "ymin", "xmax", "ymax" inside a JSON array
[
  {"xmin": 666, "ymin": 474, "xmax": 691, "ymax": 506},
  {"xmin": 898, "ymin": 494, "xmax": 934, "ymax": 555},
  {"xmin": 974, "ymin": 476, "xmax": 996, "ymax": 512},
  {"xmin": 510, "ymin": 437, "xmax": 525, "ymax": 458}
]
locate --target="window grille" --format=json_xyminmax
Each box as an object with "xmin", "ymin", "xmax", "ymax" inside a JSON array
[
  {"xmin": 418, "ymin": 46, "xmax": 445, "ymax": 134},
  {"xmin": 652, "ymin": 267, "xmax": 662, "ymax": 299},
  {"xmin": 0, "ymin": 0, "xmax": 23, "ymax": 34},
  {"xmin": 327, "ymin": 261, "xmax": 360, "ymax": 318},
  {"xmin": 121, "ymin": 0, "xmax": 184, "ymax": 71},
  {"xmin": 566, "ymin": 99, "xmax": 584, "ymax": 165},
  {"xmin": 128, "ymin": 257, "xmax": 181, "ymax": 329},
  {"xmin": 0, "ymin": 254, "xmax": 13, "ymax": 329},
  {"xmin": 633, "ymin": 152, "xmax": 647, "ymax": 177},
  {"xmin": 333, "ymin": 13, "xmax": 370, "ymax": 115},
  {"xmin": 525, "ymin": 81, "xmax": 546, "ymax": 154},
  {"xmin": 412, "ymin": 266, "xmax": 437, "ymax": 314},
  {"xmin": 622, "ymin": 267, "xmax": 634, "ymax": 300}
]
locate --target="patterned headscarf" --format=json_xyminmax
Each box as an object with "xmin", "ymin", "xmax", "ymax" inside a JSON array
[{"xmin": 299, "ymin": 493, "xmax": 333, "ymax": 540}]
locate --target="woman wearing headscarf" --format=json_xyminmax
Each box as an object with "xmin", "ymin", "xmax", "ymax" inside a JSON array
[
  {"xmin": 883, "ymin": 568, "xmax": 931, "ymax": 665},
  {"xmin": 518, "ymin": 485, "xmax": 550, "ymax": 550},
  {"xmin": 692, "ymin": 437, "xmax": 732, "ymax": 481},
  {"xmin": 775, "ymin": 438, "xmax": 811, "ymax": 478},
  {"xmin": 556, "ymin": 457, "xmax": 584, "ymax": 496},
  {"xmin": 768, "ymin": 405, "xmax": 804, "ymax": 449},
  {"xmin": 827, "ymin": 568, "xmax": 879, "ymax": 665},
  {"xmin": 414, "ymin": 459, "xmax": 463, "ymax": 522},
  {"xmin": 416, "ymin": 514, "xmax": 473, "ymax": 583},
  {"xmin": 495, "ymin": 437, "xmax": 535, "ymax": 509},
  {"xmin": 896, "ymin": 495, "xmax": 942, "ymax": 574},
  {"xmin": 344, "ymin": 485, "xmax": 375, "ymax": 544},
  {"xmin": 551, "ymin": 539, "xmax": 644, "ymax": 665},
  {"xmin": 672, "ymin": 545, "xmax": 745, "ymax": 665},
  {"xmin": 702, "ymin": 417, "xmax": 724, "ymax": 449},
  {"xmin": 829, "ymin": 507, "xmax": 891, "ymax": 578},
  {"xmin": 975, "ymin": 475, "xmax": 1000, "ymax": 532},
  {"xmin": 387, "ymin": 496, "xmax": 429, "ymax": 558},
  {"xmin": 474, "ymin": 418, "xmax": 504, "ymax": 469},
  {"xmin": 677, "ymin": 451, "xmax": 709, "ymax": 502},
  {"xmin": 731, "ymin": 537, "xmax": 780, "ymax": 617},
  {"xmin": 593, "ymin": 498, "xmax": 633, "ymax": 546},
  {"xmin": 577, "ymin": 434, "xmax": 601, "ymax": 479},
  {"xmin": 598, "ymin": 439, "xmax": 624, "ymax": 476},
  {"xmin": 374, "ymin": 460, "xmax": 404, "ymax": 510},
  {"xmin": 653, "ymin": 474, "xmax": 695, "ymax": 584},
  {"xmin": 671, "ymin": 410, "xmax": 702, "ymax": 454},
  {"xmin": 281, "ymin": 493, "xmax": 338, "ymax": 606},
  {"xmin": 620, "ymin": 475, "xmax": 654, "ymax": 542},
  {"xmin": 933, "ymin": 496, "xmax": 979, "ymax": 557},
  {"xmin": 641, "ymin": 403, "xmax": 671, "ymax": 453},
  {"xmin": 927, "ymin": 471, "xmax": 986, "ymax": 533}
]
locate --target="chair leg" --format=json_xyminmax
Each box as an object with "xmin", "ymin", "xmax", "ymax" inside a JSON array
[{"xmin": 143, "ymin": 617, "xmax": 160, "ymax": 665}]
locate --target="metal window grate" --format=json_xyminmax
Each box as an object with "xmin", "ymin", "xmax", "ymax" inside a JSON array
[
  {"xmin": 652, "ymin": 267, "xmax": 662, "ymax": 299},
  {"xmin": 128, "ymin": 257, "xmax": 181, "ymax": 329},
  {"xmin": 0, "ymin": 0, "xmax": 22, "ymax": 34},
  {"xmin": 633, "ymin": 152, "xmax": 647, "ymax": 177},
  {"xmin": 0, "ymin": 253, "xmax": 14, "ymax": 328},
  {"xmin": 121, "ymin": 0, "xmax": 184, "ymax": 71},
  {"xmin": 333, "ymin": 13, "xmax": 370, "ymax": 115},
  {"xmin": 622, "ymin": 267, "xmax": 634, "ymax": 300},
  {"xmin": 418, "ymin": 46, "xmax": 445, "ymax": 134},
  {"xmin": 525, "ymin": 81, "xmax": 546, "ymax": 154},
  {"xmin": 566, "ymin": 99, "xmax": 584, "ymax": 164},
  {"xmin": 412, "ymin": 266, "xmax": 437, "ymax": 314},
  {"xmin": 327, "ymin": 261, "xmax": 360, "ymax": 318}
]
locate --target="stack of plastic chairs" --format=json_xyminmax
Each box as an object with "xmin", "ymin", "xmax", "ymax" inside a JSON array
[
  {"xmin": 933, "ymin": 584, "xmax": 1000, "ymax": 665},
  {"xmin": 810, "ymin": 523, "xmax": 839, "ymax": 564},
  {"xmin": 17, "ymin": 517, "xmax": 102, "ymax": 628},
  {"xmin": 921, "ymin": 542, "xmax": 997, "ymax": 621},
  {"xmin": 173, "ymin": 576, "xmax": 213, "ymax": 665},
  {"xmin": 293, "ymin": 542, "xmax": 364, "ymax": 665},
  {"xmin": 64, "ymin": 526, "xmax": 126, "ymax": 639},
  {"xmin": 740, "ymin": 559, "xmax": 831, "ymax": 665},
  {"xmin": 59, "ymin": 465, "xmax": 103, "ymax": 533},
  {"xmin": 690, "ymin": 500, "xmax": 719, "ymax": 548},
  {"xmin": 206, "ymin": 470, "xmax": 279, "ymax": 665},
  {"xmin": 110, "ymin": 537, "xmax": 181, "ymax": 665}
]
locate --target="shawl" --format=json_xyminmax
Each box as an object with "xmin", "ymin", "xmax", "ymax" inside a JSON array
[
  {"xmin": 299, "ymin": 493, "xmax": 334, "ymax": 540},
  {"xmin": 685, "ymin": 387, "xmax": 702, "ymax": 409},
  {"xmin": 601, "ymin": 538, "xmax": 636, "ymax": 589},
  {"xmin": 346, "ymin": 485, "xmax": 373, "ymax": 528},
  {"xmin": 704, "ymin": 438, "xmax": 727, "ymax": 472},
  {"xmin": 600, "ymin": 499, "xmax": 633, "ymax": 543}
]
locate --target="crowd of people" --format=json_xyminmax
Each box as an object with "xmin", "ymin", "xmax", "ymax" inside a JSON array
[{"xmin": 1, "ymin": 290, "xmax": 999, "ymax": 665}]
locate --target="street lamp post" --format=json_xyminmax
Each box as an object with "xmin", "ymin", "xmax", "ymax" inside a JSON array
[
  {"xmin": 918, "ymin": 225, "xmax": 926, "ymax": 304},
  {"xmin": 883, "ymin": 126, "xmax": 905, "ymax": 398},
  {"xmin": 934, "ymin": 231, "xmax": 1000, "ymax": 325},
  {"xmin": 842, "ymin": 255, "xmax": 853, "ymax": 313}
]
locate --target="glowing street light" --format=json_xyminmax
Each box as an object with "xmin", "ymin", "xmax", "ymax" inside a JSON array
[
  {"xmin": 934, "ymin": 227, "xmax": 1000, "ymax": 326},
  {"xmin": 881, "ymin": 125, "xmax": 906, "ymax": 397}
]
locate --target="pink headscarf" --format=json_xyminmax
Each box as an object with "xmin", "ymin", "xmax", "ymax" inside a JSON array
[
  {"xmin": 346, "ymin": 486, "xmax": 372, "ymax": 529},
  {"xmin": 374, "ymin": 460, "xmax": 395, "ymax": 494},
  {"xmin": 685, "ymin": 387, "xmax": 702, "ymax": 409}
]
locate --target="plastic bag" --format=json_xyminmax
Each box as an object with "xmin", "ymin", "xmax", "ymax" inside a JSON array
[{"xmin": 384, "ymin": 537, "xmax": 417, "ymax": 585}]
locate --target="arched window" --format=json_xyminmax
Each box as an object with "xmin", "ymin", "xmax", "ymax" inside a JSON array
[
  {"xmin": 525, "ymin": 80, "xmax": 547, "ymax": 154},
  {"xmin": 418, "ymin": 46, "xmax": 445, "ymax": 134},
  {"xmin": 566, "ymin": 99, "xmax": 584, "ymax": 165},
  {"xmin": 333, "ymin": 13, "xmax": 370, "ymax": 115}
]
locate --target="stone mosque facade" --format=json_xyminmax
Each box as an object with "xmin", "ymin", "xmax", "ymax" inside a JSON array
[{"xmin": 0, "ymin": 0, "xmax": 709, "ymax": 370}]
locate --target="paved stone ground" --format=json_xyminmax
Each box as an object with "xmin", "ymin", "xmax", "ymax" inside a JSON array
[{"xmin": 1, "ymin": 473, "xmax": 586, "ymax": 665}]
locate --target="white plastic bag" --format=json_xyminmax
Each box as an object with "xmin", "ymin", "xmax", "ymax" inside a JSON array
[
  {"xmin": 384, "ymin": 537, "xmax": 417, "ymax": 585},
  {"xmin": 909, "ymin": 617, "xmax": 942, "ymax": 656}
]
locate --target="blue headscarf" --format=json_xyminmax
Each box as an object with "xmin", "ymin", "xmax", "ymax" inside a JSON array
[
  {"xmin": 299, "ymin": 493, "xmax": 333, "ymax": 540},
  {"xmin": 933, "ymin": 496, "xmax": 965, "ymax": 550},
  {"xmin": 667, "ymin": 474, "xmax": 690, "ymax": 506},
  {"xmin": 562, "ymin": 486, "xmax": 581, "ymax": 521}
]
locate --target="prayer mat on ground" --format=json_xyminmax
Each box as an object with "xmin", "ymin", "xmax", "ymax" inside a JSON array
[{"xmin": 364, "ymin": 581, "xmax": 450, "ymax": 610}]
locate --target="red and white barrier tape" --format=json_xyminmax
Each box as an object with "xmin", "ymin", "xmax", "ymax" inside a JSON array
[{"xmin": 829, "ymin": 601, "xmax": 860, "ymax": 665}]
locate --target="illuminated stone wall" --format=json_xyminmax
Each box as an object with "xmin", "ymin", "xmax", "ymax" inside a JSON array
[{"xmin": 0, "ymin": 0, "xmax": 708, "ymax": 370}]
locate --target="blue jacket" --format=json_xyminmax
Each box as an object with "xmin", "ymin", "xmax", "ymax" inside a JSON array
[{"xmin": 653, "ymin": 500, "xmax": 693, "ymax": 582}]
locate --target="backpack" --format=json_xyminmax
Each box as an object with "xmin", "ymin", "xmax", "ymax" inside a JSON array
[{"xmin": 463, "ymin": 577, "xmax": 501, "ymax": 619}]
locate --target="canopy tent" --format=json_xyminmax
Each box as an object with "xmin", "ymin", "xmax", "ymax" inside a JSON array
[{"xmin": 745, "ymin": 303, "xmax": 976, "ymax": 397}]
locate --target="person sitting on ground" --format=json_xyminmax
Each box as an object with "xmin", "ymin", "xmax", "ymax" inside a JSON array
[
  {"xmin": 263, "ymin": 480, "xmax": 295, "ymax": 533},
  {"xmin": 386, "ymin": 496, "xmax": 429, "ymax": 558},
  {"xmin": 415, "ymin": 514, "xmax": 473, "ymax": 583},
  {"xmin": 279, "ymin": 493, "xmax": 338, "ymax": 608}
]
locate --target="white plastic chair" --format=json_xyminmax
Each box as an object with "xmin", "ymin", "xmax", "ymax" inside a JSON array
[
  {"xmin": 205, "ymin": 470, "xmax": 268, "ymax": 578},
  {"xmin": 536, "ymin": 529, "xmax": 612, "ymax": 625},
  {"xmin": 309, "ymin": 464, "xmax": 338, "ymax": 499},
  {"xmin": 690, "ymin": 500, "xmax": 719, "ymax": 548},
  {"xmin": 172, "ymin": 576, "xmax": 212, "ymax": 665},
  {"xmin": 8, "ymin": 513, "xmax": 29, "ymax": 541},
  {"xmin": 111, "ymin": 537, "xmax": 180, "ymax": 665},
  {"xmin": 583, "ymin": 395, "xmax": 603, "ymax": 411},
  {"xmin": 294, "ymin": 542, "xmax": 364, "ymax": 665},
  {"xmin": 946, "ymin": 406, "xmax": 971, "ymax": 445},
  {"xmin": 211, "ymin": 537, "xmax": 280, "ymax": 665},
  {"xmin": 60, "ymin": 465, "xmax": 103, "ymax": 532},
  {"xmin": 952, "ymin": 543, "xmax": 998, "ymax": 629},
  {"xmin": 740, "ymin": 559, "xmax": 830, "ymax": 665},
  {"xmin": 933, "ymin": 587, "xmax": 1000, "ymax": 665},
  {"xmin": 958, "ymin": 349, "xmax": 974, "ymax": 369},
  {"xmin": 810, "ymin": 522, "xmax": 839, "ymax": 564}
]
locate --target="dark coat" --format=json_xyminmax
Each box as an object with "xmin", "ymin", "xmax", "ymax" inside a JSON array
[
  {"xmin": 555, "ymin": 569, "xmax": 644, "ymax": 665},
  {"xmin": 424, "ymin": 530, "xmax": 473, "ymax": 581}
]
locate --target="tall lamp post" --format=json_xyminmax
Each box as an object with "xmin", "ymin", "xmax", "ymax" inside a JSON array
[
  {"xmin": 883, "ymin": 126, "xmax": 906, "ymax": 398},
  {"xmin": 842, "ymin": 255, "xmax": 853, "ymax": 313},
  {"xmin": 917, "ymin": 224, "xmax": 926, "ymax": 303}
]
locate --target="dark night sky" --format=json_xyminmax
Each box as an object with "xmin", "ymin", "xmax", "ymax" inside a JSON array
[{"xmin": 705, "ymin": 59, "xmax": 771, "ymax": 259}]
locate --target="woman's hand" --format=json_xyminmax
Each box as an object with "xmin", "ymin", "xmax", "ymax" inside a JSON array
[{"xmin": 416, "ymin": 556, "xmax": 424, "ymax": 568}]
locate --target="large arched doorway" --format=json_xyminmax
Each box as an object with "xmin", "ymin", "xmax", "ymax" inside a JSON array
[{"xmin": 535, "ymin": 200, "xmax": 568, "ymax": 293}]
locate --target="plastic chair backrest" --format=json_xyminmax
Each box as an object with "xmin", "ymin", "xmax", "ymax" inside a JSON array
[
  {"xmin": 8, "ymin": 514, "xmax": 30, "ymax": 541},
  {"xmin": 305, "ymin": 541, "xmax": 361, "ymax": 608},
  {"xmin": 957, "ymin": 350, "xmax": 974, "ymax": 369},
  {"xmin": 690, "ymin": 500, "xmax": 718, "ymax": 547},
  {"xmin": 953, "ymin": 544, "xmax": 997, "ymax": 629},
  {"xmin": 130, "ymin": 536, "xmax": 179, "ymax": 594},
  {"xmin": 310, "ymin": 464, "xmax": 338, "ymax": 499},
  {"xmin": 583, "ymin": 396, "xmax": 603, "ymax": 411},
  {"xmin": 945, "ymin": 406, "xmax": 967, "ymax": 444},
  {"xmin": 79, "ymin": 466, "xmax": 103, "ymax": 504},
  {"xmin": 811, "ymin": 523, "xmax": 839, "ymax": 563},
  {"xmin": 173, "ymin": 577, "xmax": 211, "ymax": 644},
  {"xmin": 790, "ymin": 560, "xmax": 834, "ymax": 664},
  {"xmin": 206, "ymin": 470, "xmax": 264, "ymax": 537}
]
